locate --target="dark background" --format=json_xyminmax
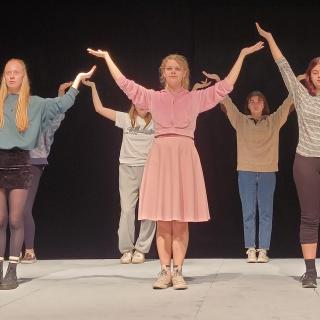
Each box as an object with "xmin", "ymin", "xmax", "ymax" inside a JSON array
[{"xmin": 2, "ymin": 1, "xmax": 319, "ymax": 259}]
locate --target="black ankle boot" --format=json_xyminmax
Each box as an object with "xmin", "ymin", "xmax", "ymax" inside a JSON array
[{"xmin": 0, "ymin": 263, "xmax": 18, "ymax": 290}]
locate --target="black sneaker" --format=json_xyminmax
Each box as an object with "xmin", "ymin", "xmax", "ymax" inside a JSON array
[
  {"xmin": 0, "ymin": 264, "xmax": 18, "ymax": 290},
  {"xmin": 300, "ymin": 272, "xmax": 317, "ymax": 288}
]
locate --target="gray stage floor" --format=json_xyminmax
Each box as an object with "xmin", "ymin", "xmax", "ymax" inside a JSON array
[{"xmin": 0, "ymin": 259, "xmax": 320, "ymax": 319}]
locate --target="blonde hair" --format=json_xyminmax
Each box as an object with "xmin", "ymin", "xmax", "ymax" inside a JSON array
[
  {"xmin": 128, "ymin": 104, "xmax": 152, "ymax": 129},
  {"xmin": 159, "ymin": 54, "xmax": 190, "ymax": 90},
  {"xmin": 0, "ymin": 58, "xmax": 30, "ymax": 132}
]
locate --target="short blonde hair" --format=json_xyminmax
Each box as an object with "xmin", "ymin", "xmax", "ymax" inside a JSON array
[
  {"xmin": 0, "ymin": 58, "xmax": 30, "ymax": 132},
  {"xmin": 159, "ymin": 54, "xmax": 190, "ymax": 90}
]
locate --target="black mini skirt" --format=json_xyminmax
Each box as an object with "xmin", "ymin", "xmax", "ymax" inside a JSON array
[{"xmin": 0, "ymin": 149, "xmax": 32, "ymax": 189}]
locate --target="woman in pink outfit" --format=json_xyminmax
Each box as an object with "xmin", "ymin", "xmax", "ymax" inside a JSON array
[{"xmin": 88, "ymin": 43, "xmax": 263, "ymax": 289}]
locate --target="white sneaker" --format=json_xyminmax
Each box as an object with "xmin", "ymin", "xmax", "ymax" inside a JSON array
[
  {"xmin": 120, "ymin": 251, "xmax": 133, "ymax": 264},
  {"xmin": 246, "ymin": 248, "xmax": 257, "ymax": 263},
  {"xmin": 131, "ymin": 250, "xmax": 145, "ymax": 264},
  {"xmin": 257, "ymin": 249, "xmax": 269, "ymax": 263}
]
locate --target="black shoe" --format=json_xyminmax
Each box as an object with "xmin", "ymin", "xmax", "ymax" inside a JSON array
[
  {"xmin": 300, "ymin": 272, "xmax": 317, "ymax": 288},
  {"xmin": 0, "ymin": 264, "xmax": 18, "ymax": 290}
]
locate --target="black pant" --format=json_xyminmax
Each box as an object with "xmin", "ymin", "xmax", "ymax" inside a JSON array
[{"xmin": 293, "ymin": 154, "xmax": 320, "ymax": 244}]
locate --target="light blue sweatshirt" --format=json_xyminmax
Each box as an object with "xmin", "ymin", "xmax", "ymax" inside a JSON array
[{"xmin": 0, "ymin": 87, "xmax": 78, "ymax": 150}]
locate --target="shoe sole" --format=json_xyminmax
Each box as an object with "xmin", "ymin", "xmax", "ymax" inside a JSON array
[
  {"xmin": 131, "ymin": 260, "xmax": 145, "ymax": 264},
  {"xmin": 0, "ymin": 284, "xmax": 18, "ymax": 290},
  {"xmin": 20, "ymin": 260, "xmax": 37, "ymax": 264},
  {"xmin": 302, "ymin": 283, "xmax": 317, "ymax": 288},
  {"xmin": 153, "ymin": 284, "xmax": 172, "ymax": 289},
  {"xmin": 173, "ymin": 285, "xmax": 188, "ymax": 290}
]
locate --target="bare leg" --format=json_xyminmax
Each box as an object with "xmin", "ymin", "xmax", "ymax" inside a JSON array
[{"xmin": 156, "ymin": 221, "xmax": 172, "ymax": 266}]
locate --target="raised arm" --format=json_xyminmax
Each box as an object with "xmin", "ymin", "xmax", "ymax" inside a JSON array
[
  {"xmin": 82, "ymin": 79, "xmax": 116, "ymax": 121},
  {"xmin": 41, "ymin": 66, "xmax": 96, "ymax": 128},
  {"xmin": 87, "ymin": 49, "xmax": 151, "ymax": 111},
  {"xmin": 87, "ymin": 49, "xmax": 123, "ymax": 81},
  {"xmin": 225, "ymin": 41, "xmax": 264, "ymax": 86},
  {"xmin": 255, "ymin": 22, "xmax": 283, "ymax": 61}
]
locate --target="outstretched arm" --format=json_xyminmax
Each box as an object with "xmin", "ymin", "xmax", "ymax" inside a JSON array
[
  {"xmin": 255, "ymin": 22, "xmax": 283, "ymax": 61},
  {"xmin": 225, "ymin": 41, "xmax": 264, "ymax": 86},
  {"xmin": 87, "ymin": 49, "xmax": 123, "ymax": 81},
  {"xmin": 82, "ymin": 80, "xmax": 116, "ymax": 121},
  {"xmin": 87, "ymin": 48, "xmax": 151, "ymax": 110}
]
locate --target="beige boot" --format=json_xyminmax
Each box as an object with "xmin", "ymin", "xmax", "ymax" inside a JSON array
[
  {"xmin": 172, "ymin": 266, "xmax": 188, "ymax": 290},
  {"xmin": 153, "ymin": 265, "xmax": 172, "ymax": 289},
  {"xmin": 246, "ymin": 248, "xmax": 257, "ymax": 263},
  {"xmin": 257, "ymin": 249, "xmax": 269, "ymax": 263}
]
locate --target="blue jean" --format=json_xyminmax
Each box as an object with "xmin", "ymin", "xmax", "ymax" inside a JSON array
[{"xmin": 238, "ymin": 171, "xmax": 276, "ymax": 249}]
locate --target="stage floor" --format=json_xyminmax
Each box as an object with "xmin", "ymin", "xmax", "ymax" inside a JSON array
[{"xmin": 0, "ymin": 259, "xmax": 319, "ymax": 319}]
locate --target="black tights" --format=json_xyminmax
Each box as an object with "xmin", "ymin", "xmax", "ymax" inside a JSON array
[{"xmin": 0, "ymin": 188, "xmax": 29, "ymax": 257}]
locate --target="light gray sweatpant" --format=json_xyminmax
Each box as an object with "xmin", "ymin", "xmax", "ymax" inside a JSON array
[{"xmin": 118, "ymin": 164, "xmax": 156, "ymax": 254}]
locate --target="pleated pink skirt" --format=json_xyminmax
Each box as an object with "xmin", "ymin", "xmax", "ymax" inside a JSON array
[{"xmin": 138, "ymin": 135, "xmax": 210, "ymax": 222}]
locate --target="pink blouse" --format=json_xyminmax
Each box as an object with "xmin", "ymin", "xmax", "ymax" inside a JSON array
[{"xmin": 116, "ymin": 76, "xmax": 233, "ymax": 138}]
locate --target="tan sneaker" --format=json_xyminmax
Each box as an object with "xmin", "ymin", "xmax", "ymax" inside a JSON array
[
  {"xmin": 246, "ymin": 248, "xmax": 257, "ymax": 263},
  {"xmin": 131, "ymin": 251, "xmax": 145, "ymax": 264},
  {"xmin": 153, "ymin": 266, "xmax": 172, "ymax": 289},
  {"xmin": 172, "ymin": 267, "xmax": 188, "ymax": 290},
  {"xmin": 21, "ymin": 252, "xmax": 37, "ymax": 264},
  {"xmin": 257, "ymin": 249, "xmax": 269, "ymax": 263},
  {"xmin": 120, "ymin": 251, "xmax": 133, "ymax": 264}
]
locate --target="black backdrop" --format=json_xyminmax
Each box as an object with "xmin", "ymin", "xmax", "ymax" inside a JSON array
[{"xmin": 3, "ymin": 1, "xmax": 319, "ymax": 258}]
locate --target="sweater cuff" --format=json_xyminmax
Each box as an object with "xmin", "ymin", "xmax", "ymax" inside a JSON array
[
  {"xmin": 115, "ymin": 75, "xmax": 127, "ymax": 87},
  {"xmin": 67, "ymin": 87, "xmax": 79, "ymax": 97}
]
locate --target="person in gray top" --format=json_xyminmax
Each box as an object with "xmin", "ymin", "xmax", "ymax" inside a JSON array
[
  {"xmin": 21, "ymin": 81, "xmax": 73, "ymax": 264},
  {"xmin": 256, "ymin": 22, "xmax": 320, "ymax": 289},
  {"xmin": 0, "ymin": 58, "xmax": 95, "ymax": 290}
]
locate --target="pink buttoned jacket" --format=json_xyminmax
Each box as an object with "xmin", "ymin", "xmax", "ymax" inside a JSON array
[{"xmin": 116, "ymin": 76, "xmax": 233, "ymax": 138}]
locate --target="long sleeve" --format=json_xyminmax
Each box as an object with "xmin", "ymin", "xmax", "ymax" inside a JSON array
[
  {"xmin": 220, "ymin": 95, "xmax": 242, "ymax": 129},
  {"xmin": 40, "ymin": 87, "xmax": 78, "ymax": 129},
  {"xmin": 115, "ymin": 76, "xmax": 153, "ymax": 112},
  {"xmin": 275, "ymin": 58, "xmax": 306, "ymax": 104},
  {"xmin": 269, "ymin": 95, "xmax": 294, "ymax": 128},
  {"xmin": 195, "ymin": 78, "xmax": 234, "ymax": 113}
]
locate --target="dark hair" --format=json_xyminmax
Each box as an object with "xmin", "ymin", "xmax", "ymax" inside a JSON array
[
  {"xmin": 304, "ymin": 57, "xmax": 320, "ymax": 96},
  {"xmin": 244, "ymin": 91, "xmax": 270, "ymax": 115}
]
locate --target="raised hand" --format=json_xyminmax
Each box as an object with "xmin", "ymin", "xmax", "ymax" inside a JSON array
[
  {"xmin": 72, "ymin": 65, "xmax": 96, "ymax": 89},
  {"xmin": 202, "ymin": 71, "xmax": 221, "ymax": 82},
  {"xmin": 297, "ymin": 74, "xmax": 306, "ymax": 81},
  {"xmin": 82, "ymin": 79, "xmax": 95, "ymax": 87},
  {"xmin": 255, "ymin": 22, "xmax": 272, "ymax": 41},
  {"xmin": 78, "ymin": 65, "xmax": 96, "ymax": 80},
  {"xmin": 240, "ymin": 41, "xmax": 264, "ymax": 58},
  {"xmin": 58, "ymin": 81, "xmax": 73, "ymax": 96},
  {"xmin": 192, "ymin": 78, "xmax": 212, "ymax": 91},
  {"xmin": 87, "ymin": 48, "xmax": 108, "ymax": 59}
]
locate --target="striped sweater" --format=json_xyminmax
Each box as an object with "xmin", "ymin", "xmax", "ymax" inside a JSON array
[{"xmin": 276, "ymin": 57, "xmax": 320, "ymax": 157}]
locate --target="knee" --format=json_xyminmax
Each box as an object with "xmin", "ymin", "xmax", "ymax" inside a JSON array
[
  {"xmin": 0, "ymin": 217, "xmax": 8, "ymax": 230},
  {"xmin": 9, "ymin": 216, "xmax": 24, "ymax": 230}
]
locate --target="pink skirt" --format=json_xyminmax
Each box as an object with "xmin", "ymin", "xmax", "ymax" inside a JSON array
[{"xmin": 138, "ymin": 135, "xmax": 210, "ymax": 222}]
